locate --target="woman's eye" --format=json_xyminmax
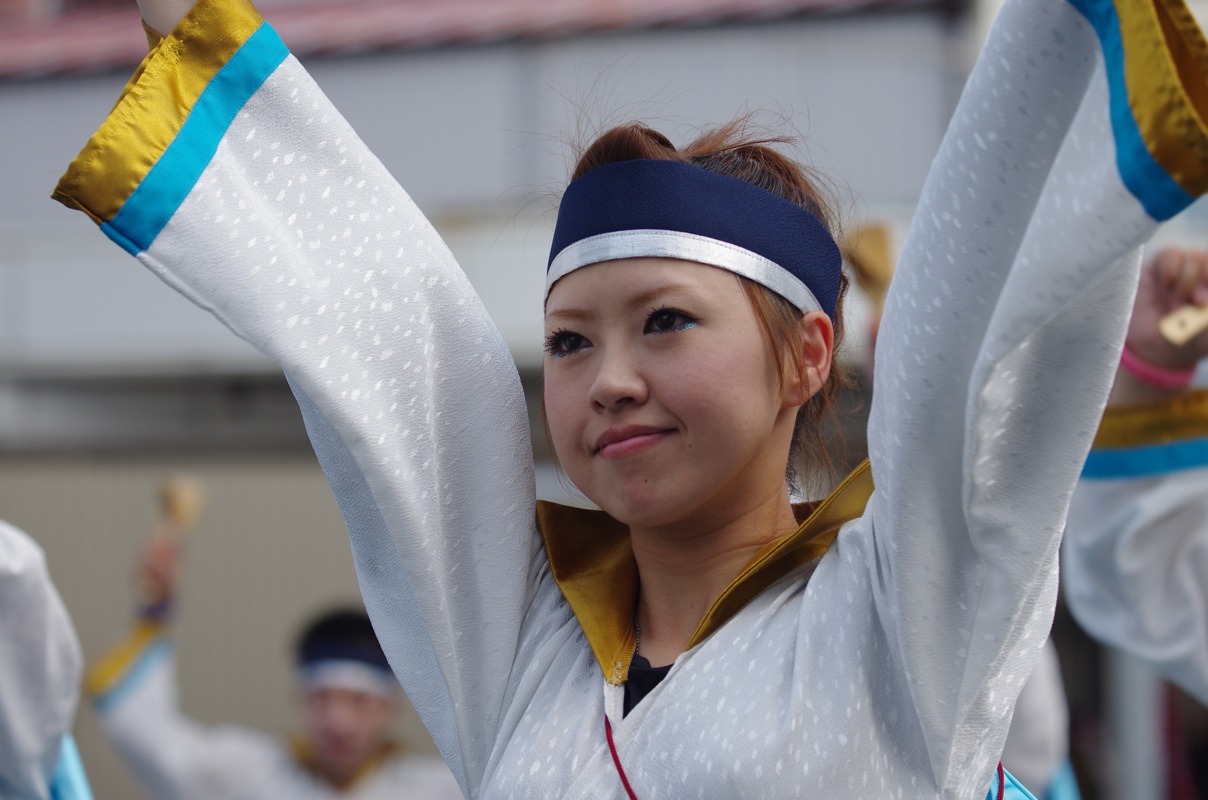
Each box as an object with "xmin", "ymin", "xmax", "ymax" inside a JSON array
[
  {"xmin": 645, "ymin": 308, "xmax": 698, "ymax": 335},
  {"xmin": 544, "ymin": 330, "xmax": 590, "ymax": 358}
]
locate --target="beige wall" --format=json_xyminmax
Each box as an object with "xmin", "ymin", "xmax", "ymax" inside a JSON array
[{"xmin": 0, "ymin": 454, "xmax": 440, "ymax": 798}]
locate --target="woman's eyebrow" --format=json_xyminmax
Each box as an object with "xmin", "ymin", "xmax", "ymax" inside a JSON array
[
  {"xmin": 544, "ymin": 307, "xmax": 593, "ymax": 322},
  {"xmin": 625, "ymin": 284, "xmax": 696, "ymax": 310},
  {"xmin": 545, "ymin": 282, "xmax": 700, "ymax": 322}
]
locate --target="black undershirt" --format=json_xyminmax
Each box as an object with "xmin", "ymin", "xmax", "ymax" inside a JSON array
[{"xmin": 622, "ymin": 654, "xmax": 672, "ymax": 717}]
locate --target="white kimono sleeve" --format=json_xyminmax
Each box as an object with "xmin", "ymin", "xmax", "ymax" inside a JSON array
[
  {"xmin": 1001, "ymin": 639, "xmax": 1072, "ymax": 794},
  {"xmin": 1063, "ymin": 387, "xmax": 1208, "ymax": 704},
  {"xmin": 0, "ymin": 520, "xmax": 84, "ymax": 800},
  {"xmin": 52, "ymin": 1, "xmax": 537, "ymax": 795},
  {"xmin": 846, "ymin": 0, "xmax": 1208, "ymax": 792}
]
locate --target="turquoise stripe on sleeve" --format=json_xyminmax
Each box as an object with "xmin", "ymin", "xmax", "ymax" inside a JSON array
[
  {"xmin": 1066, "ymin": 0, "xmax": 1196, "ymax": 221},
  {"xmin": 103, "ymin": 23, "xmax": 289, "ymax": 256},
  {"xmin": 1003, "ymin": 768, "xmax": 1040, "ymax": 800},
  {"xmin": 92, "ymin": 640, "xmax": 174, "ymax": 714},
  {"xmin": 49, "ymin": 736, "xmax": 93, "ymax": 800},
  {"xmin": 986, "ymin": 767, "xmax": 1039, "ymax": 800},
  {"xmin": 1082, "ymin": 436, "xmax": 1208, "ymax": 478},
  {"xmin": 1043, "ymin": 760, "xmax": 1083, "ymax": 800}
]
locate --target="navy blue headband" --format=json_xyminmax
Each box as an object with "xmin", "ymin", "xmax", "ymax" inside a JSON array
[{"xmin": 547, "ymin": 159, "xmax": 841, "ymax": 317}]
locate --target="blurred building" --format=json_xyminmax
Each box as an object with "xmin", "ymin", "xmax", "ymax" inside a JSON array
[{"xmin": 3, "ymin": 0, "xmax": 1205, "ymax": 797}]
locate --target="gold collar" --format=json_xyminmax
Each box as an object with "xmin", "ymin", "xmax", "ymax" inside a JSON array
[{"xmin": 537, "ymin": 460, "xmax": 873, "ymax": 685}]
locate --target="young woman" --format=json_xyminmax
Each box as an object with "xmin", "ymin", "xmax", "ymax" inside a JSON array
[{"xmin": 52, "ymin": 0, "xmax": 1208, "ymax": 796}]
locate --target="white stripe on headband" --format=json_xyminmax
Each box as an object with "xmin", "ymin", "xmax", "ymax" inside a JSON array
[
  {"xmin": 301, "ymin": 660, "xmax": 398, "ymax": 698},
  {"xmin": 545, "ymin": 229, "xmax": 824, "ymax": 315}
]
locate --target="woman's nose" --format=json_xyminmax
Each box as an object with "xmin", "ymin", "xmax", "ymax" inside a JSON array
[{"xmin": 587, "ymin": 346, "xmax": 648, "ymax": 410}]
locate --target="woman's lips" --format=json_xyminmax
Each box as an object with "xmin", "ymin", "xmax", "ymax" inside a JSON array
[{"xmin": 594, "ymin": 426, "xmax": 673, "ymax": 459}]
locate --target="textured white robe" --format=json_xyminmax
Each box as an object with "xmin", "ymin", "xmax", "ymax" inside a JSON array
[{"xmin": 0, "ymin": 521, "xmax": 84, "ymax": 800}]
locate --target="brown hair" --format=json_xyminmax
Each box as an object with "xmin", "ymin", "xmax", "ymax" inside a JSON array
[{"xmin": 562, "ymin": 119, "xmax": 851, "ymax": 491}]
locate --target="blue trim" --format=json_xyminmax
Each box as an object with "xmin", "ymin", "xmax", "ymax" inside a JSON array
[
  {"xmin": 107, "ymin": 23, "xmax": 289, "ymax": 254},
  {"xmin": 100, "ymin": 221, "xmax": 141, "ymax": 257},
  {"xmin": 1001, "ymin": 767, "xmax": 1040, "ymax": 800},
  {"xmin": 1066, "ymin": 0, "xmax": 1196, "ymax": 221},
  {"xmin": 1043, "ymin": 759, "xmax": 1083, "ymax": 800},
  {"xmin": 49, "ymin": 736, "xmax": 93, "ymax": 800},
  {"xmin": 1082, "ymin": 436, "xmax": 1208, "ymax": 478},
  {"xmin": 93, "ymin": 640, "xmax": 174, "ymax": 714}
]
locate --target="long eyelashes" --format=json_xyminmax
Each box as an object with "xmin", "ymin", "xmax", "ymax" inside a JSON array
[
  {"xmin": 544, "ymin": 329, "xmax": 588, "ymax": 358},
  {"xmin": 544, "ymin": 307, "xmax": 698, "ymax": 359},
  {"xmin": 644, "ymin": 306, "xmax": 699, "ymax": 334}
]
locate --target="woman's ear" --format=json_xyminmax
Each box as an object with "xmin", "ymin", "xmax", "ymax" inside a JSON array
[{"xmin": 783, "ymin": 311, "xmax": 834, "ymax": 407}]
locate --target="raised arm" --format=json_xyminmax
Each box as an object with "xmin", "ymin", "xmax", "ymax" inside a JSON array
[
  {"xmin": 853, "ymin": 0, "xmax": 1208, "ymax": 792},
  {"xmin": 1064, "ymin": 247, "xmax": 1208, "ymax": 703},
  {"xmin": 88, "ymin": 535, "xmax": 288, "ymax": 800},
  {"xmin": 0, "ymin": 521, "xmax": 85, "ymax": 800},
  {"xmin": 53, "ymin": 0, "xmax": 541, "ymax": 792}
]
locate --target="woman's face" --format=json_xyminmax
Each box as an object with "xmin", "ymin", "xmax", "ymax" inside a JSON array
[{"xmin": 543, "ymin": 258, "xmax": 803, "ymax": 530}]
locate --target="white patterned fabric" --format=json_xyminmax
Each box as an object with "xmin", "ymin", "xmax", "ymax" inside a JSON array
[
  {"xmin": 1065, "ymin": 456, "xmax": 1208, "ymax": 705},
  {"xmin": 1002, "ymin": 640, "xmax": 1074, "ymax": 797},
  {"xmin": 0, "ymin": 521, "xmax": 83, "ymax": 800}
]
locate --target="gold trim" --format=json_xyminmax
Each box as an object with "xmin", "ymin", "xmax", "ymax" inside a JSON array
[
  {"xmin": 1095, "ymin": 388, "xmax": 1208, "ymax": 448},
  {"xmin": 537, "ymin": 502, "xmax": 638, "ymax": 686},
  {"xmin": 51, "ymin": 0, "xmax": 265, "ymax": 224},
  {"xmin": 688, "ymin": 461, "xmax": 873, "ymax": 649},
  {"xmin": 538, "ymin": 460, "xmax": 874, "ymax": 685},
  {"xmin": 86, "ymin": 620, "xmax": 167, "ymax": 699},
  {"xmin": 1118, "ymin": 0, "xmax": 1208, "ymax": 196}
]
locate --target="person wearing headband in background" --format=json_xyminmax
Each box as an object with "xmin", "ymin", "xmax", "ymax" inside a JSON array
[
  {"xmin": 87, "ymin": 534, "xmax": 460, "ymax": 799},
  {"xmin": 1063, "ymin": 247, "xmax": 1208, "ymax": 705},
  {"xmin": 51, "ymin": 0, "xmax": 1208, "ymax": 797},
  {"xmin": 0, "ymin": 520, "xmax": 94, "ymax": 800}
]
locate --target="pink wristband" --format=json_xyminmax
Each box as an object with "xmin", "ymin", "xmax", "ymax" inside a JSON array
[{"xmin": 1120, "ymin": 344, "xmax": 1196, "ymax": 390}]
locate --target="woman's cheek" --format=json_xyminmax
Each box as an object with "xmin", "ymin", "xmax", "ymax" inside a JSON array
[{"xmin": 542, "ymin": 385, "xmax": 579, "ymax": 462}]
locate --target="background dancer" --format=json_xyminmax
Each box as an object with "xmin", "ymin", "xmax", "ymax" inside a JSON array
[
  {"xmin": 1064, "ymin": 246, "xmax": 1208, "ymax": 703},
  {"xmin": 89, "ymin": 529, "xmax": 461, "ymax": 800},
  {"xmin": 52, "ymin": 0, "xmax": 1208, "ymax": 796}
]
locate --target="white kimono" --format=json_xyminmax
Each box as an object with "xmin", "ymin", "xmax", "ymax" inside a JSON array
[
  {"xmin": 0, "ymin": 520, "xmax": 89, "ymax": 800},
  {"xmin": 1063, "ymin": 386, "xmax": 1208, "ymax": 704},
  {"xmin": 87, "ymin": 624, "xmax": 461, "ymax": 800},
  {"xmin": 52, "ymin": 0, "xmax": 1208, "ymax": 796}
]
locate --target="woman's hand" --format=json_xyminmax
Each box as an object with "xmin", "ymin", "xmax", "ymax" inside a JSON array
[
  {"xmin": 137, "ymin": 0, "xmax": 196, "ymax": 38},
  {"xmin": 1110, "ymin": 247, "xmax": 1208, "ymax": 406}
]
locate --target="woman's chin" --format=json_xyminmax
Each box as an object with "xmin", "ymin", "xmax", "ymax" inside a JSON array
[
  {"xmin": 571, "ymin": 466, "xmax": 707, "ymax": 529},
  {"xmin": 595, "ymin": 489, "xmax": 698, "ymax": 531}
]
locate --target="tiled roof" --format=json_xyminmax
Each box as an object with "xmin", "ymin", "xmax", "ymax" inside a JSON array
[{"xmin": 0, "ymin": 0, "xmax": 948, "ymax": 80}]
